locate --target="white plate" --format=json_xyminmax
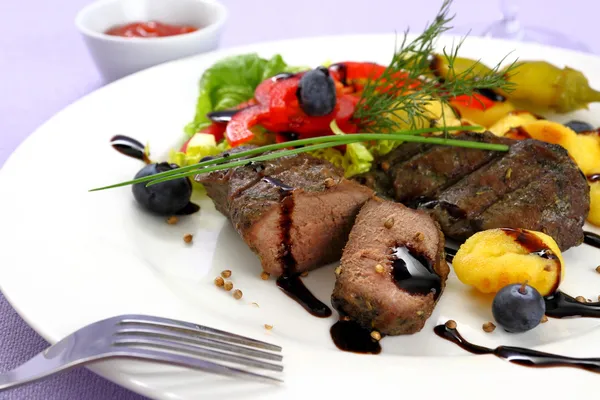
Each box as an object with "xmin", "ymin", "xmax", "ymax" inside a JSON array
[{"xmin": 2, "ymin": 34, "xmax": 600, "ymax": 400}]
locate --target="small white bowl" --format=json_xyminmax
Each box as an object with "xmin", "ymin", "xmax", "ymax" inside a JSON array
[{"xmin": 76, "ymin": 0, "xmax": 228, "ymax": 82}]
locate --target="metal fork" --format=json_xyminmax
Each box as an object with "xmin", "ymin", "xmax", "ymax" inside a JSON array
[{"xmin": 0, "ymin": 314, "xmax": 283, "ymax": 391}]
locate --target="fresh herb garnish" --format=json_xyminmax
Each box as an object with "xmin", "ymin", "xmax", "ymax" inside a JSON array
[
  {"xmin": 90, "ymin": 123, "xmax": 509, "ymax": 192},
  {"xmin": 354, "ymin": 0, "xmax": 517, "ymax": 132}
]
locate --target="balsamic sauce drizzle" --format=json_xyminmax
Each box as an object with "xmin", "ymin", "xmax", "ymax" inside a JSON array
[
  {"xmin": 272, "ymin": 72, "xmax": 296, "ymax": 81},
  {"xmin": 501, "ymin": 228, "xmax": 561, "ymax": 293},
  {"xmin": 434, "ymin": 323, "xmax": 600, "ymax": 373},
  {"xmin": 328, "ymin": 63, "xmax": 348, "ymax": 86},
  {"xmin": 501, "ymin": 228, "xmax": 560, "ymax": 262},
  {"xmin": 110, "ymin": 134, "xmax": 150, "ymax": 163},
  {"xmin": 277, "ymin": 276, "xmax": 332, "ymax": 318},
  {"xmin": 544, "ymin": 292, "xmax": 600, "ymax": 318},
  {"xmin": 584, "ymin": 230, "xmax": 600, "ymax": 249},
  {"xmin": 206, "ymin": 109, "xmax": 239, "ymax": 123},
  {"xmin": 444, "ymin": 247, "xmax": 457, "ymax": 264},
  {"xmin": 390, "ymin": 246, "xmax": 441, "ymax": 300},
  {"xmin": 587, "ymin": 174, "xmax": 600, "ymax": 183},
  {"xmin": 261, "ymin": 176, "xmax": 333, "ymax": 318},
  {"xmin": 330, "ymin": 319, "xmax": 382, "ymax": 354},
  {"xmin": 474, "ymin": 88, "xmax": 506, "ymax": 103}
]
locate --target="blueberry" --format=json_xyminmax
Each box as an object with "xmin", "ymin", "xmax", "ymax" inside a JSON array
[
  {"xmin": 132, "ymin": 163, "xmax": 192, "ymax": 215},
  {"xmin": 297, "ymin": 67, "xmax": 336, "ymax": 116},
  {"xmin": 564, "ymin": 120, "xmax": 594, "ymax": 133},
  {"xmin": 492, "ymin": 283, "xmax": 546, "ymax": 333}
]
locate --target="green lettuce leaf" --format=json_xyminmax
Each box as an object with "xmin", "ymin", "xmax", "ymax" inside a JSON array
[
  {"xmin": 365, "ymin": 139, "xmax": 402, "ymax": 157},
  {"xmin": 309, "ymin": 144, "xmax": 374, "ymax": 178},
  {"xmin": 309, "ymin": 124, "xmax": 375, "ymax": 178},
  {"xmin": 344, "ymin": 142, "xmax": 375, "ymax": 176},
  {"xmin": 169, "ymin": 139, "xmax": 230, "ymax": 191},
  {"xmin": 184, "ymin": 53, "xmax": 302, "ymax": 136}
]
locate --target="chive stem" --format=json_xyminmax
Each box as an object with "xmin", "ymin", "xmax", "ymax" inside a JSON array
[{"xmin": 90, "ymin": 123, "xmax": 508, "ymax": 192}]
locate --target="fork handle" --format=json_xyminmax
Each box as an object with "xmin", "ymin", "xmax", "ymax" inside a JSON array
[{"xmin": 0, "ymin": 350, "xmax": 101, "ymax": 391}]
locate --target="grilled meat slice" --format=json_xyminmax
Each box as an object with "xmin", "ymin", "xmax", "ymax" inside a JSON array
[
  {"xmin": 197, "ymin": 151, "xmax": 374, "ymax": 276},
  {"xmin": 356, "ymin": 133, "xmax": 589, "ymax": 250},
  {"xmin": 387, "ymin": 133, "xmax": 510, "ymax": 204},
  {"xmin": 429, "ymin": 139, "xmax": 589, "ymax": 249},
  {"xmin": 332, "ymin": 198, "xmax": 449, "ymax": 336}
]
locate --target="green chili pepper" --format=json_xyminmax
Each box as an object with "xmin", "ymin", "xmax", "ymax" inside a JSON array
[{"xmin": 429, "ymin": 55, "xmax": 600, "ymax": 113}]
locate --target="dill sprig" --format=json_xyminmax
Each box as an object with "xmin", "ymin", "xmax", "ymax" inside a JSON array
[
  {"xmin": 90, "ymin": 123, "xmax": 509, "ymax": 192},
  {"xmin": 354, "ymin": 0, "xmax": 518, "ymax": 132}
]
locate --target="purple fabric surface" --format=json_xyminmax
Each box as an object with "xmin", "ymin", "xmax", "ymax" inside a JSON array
[{"xmin": 0, "ymin": 0, "xmax": 595, "ymax": 398}]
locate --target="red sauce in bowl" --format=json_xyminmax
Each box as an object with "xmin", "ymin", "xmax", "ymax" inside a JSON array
[{"xmin": 105, "ymin": 21, "xmax": 199, "ymax": 38}]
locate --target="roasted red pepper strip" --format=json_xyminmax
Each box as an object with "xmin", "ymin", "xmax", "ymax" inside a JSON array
[
  {"xmin": 334, "ymin": 94, "xmax": 359, "ymax": 133},
  {"xmin": 235, "ymin": 99, "xmax": 258, "ymax": 109},
  {"xmin": 201, "ymin": 122, "xmax": 226, "ymax": 142},
  {"xmin": 255, "ymin": 77, "xmax": 278, "ymax": 105},
  {"xmin": 329, "ymin": 62, "xmax": 387, "ymax": 85},
  {"xmin": 225, "ymin": 105, "xmax": 268, "ymax": 146},
  {"xmin": 329, "ymin": 62, "xmax": 420, "ymax": 93},
  {"xmin": 450, "ymin": 93, "xmax": 496, "ymax": 110},
  {"xmin": 263, "ymin": 94, "xmax": 358, "ymax": 136},
  {"xmin": 266, "ymin": 75, "xmax": 303, "ymax": 124},
  {"xmin": 255, "ymin": 73, "xmax": 303, "ymax": 104}
]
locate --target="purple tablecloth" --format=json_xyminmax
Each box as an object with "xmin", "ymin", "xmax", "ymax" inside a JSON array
[{"xmin": 0, "ymin": 0, "xmax": 595, "ymax": 398}]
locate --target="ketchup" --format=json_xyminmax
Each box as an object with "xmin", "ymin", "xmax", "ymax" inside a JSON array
[{"xmin": 105, "ymin": 21, "xmax": 198, "ymax": 38}]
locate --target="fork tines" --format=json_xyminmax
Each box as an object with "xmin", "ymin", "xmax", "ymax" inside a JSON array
[{"xmin": 113, "ymin": 314, "xmax": 284, "ymax": 383}]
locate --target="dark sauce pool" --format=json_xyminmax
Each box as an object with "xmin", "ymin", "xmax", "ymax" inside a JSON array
[{"xmin": 330, "ymin": 319, "xmax": 382, "ymax": 354}]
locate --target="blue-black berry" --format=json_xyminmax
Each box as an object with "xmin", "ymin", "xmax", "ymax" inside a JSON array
[
  {"xmin": 297, "ymin": 67, "xmax": 337, "ymax": 116},
  {"xmin": 132, "ymin": 163, "xmax": 192, "ymax": 215},
  {"xmin": 564, "ymin": 120, "xmax": 594, "ymax": 133},
  {"xmin": 492, "ymin": 283, "xmax": 546, "ymax": 333}
]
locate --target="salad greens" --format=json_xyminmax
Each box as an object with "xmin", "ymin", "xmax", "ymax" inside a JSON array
[
  {"xmin": 184, "ymin": 53, "xmax": 305, "ymax": 136},
  {"xmin": 310, "ymin": 122, "xmax": 375, "ymax": 178},
  {"xmin": 169, "ymin": 134, "xmax": 229, "ymax": 168}
]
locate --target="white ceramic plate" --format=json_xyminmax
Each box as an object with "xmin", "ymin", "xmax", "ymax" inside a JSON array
[{"xmin": 2, "ymin": 34, "xmax": 600, "ymax": 400}]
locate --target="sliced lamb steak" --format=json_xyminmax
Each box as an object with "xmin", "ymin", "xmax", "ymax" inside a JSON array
[
  {"xmin": 197, "ymin": 150, "xmax": 374, "ymax": 276},
  {"xmin": 355, "ymin": 132, "xmax": 589, "ymax": 250},
  {"xmin": 332, "ymin": 198, "xmax": 449, "ymax": 335}
]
